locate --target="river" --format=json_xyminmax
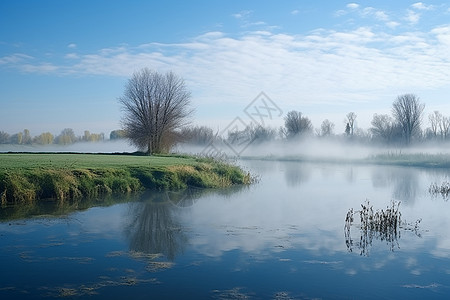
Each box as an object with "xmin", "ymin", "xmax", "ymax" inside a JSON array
[{"xmin": 1, "ymin": 160, "xmax": 450, "ymax": 299}]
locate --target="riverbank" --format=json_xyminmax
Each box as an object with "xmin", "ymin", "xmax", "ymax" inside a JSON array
[
  {"xmin": 242, "ymin": 152, "xmax": 450, "ymax": 169},
  {"xmin": 0, "ymin": 153, "xmax": 252, "ymax": 204}
]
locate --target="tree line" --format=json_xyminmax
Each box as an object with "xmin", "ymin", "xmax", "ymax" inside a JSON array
[
  {"xmin": 3, "ymin": 69, "xmax": 441, "ymax": 153},
  {"xmin": 118, "ymin": 68, "xmax": 450, "ymax": 155},
  {"xmin": 180, "ymin": 94, "xmax": 450, "ymax": 147},
  {"xmin": 0, "ymin": 128, "xmax": 126, "ymax": 145}
]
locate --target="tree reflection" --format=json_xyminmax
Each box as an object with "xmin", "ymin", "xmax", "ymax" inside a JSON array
[
  {"xmin": 392, "ymin": 172, "xmax": 418, "ymax": 204},
  {"xmin": 284, "ymin": 162, "xmax": 312, "ymax": 187},
  {"xmin": 125, "ymin": 187, "xmax": 246, "ymax": 261},
  {"xmin": 371, "ymin": 167, "xmax": 419, "ymax": 203}
]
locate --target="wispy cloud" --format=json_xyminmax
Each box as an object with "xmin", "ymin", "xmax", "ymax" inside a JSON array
[
  {"xmin": 0, "ymin": 53, "xmax": 32, "ymax": 65},
  {"xmin": 405, "ymin": 9, "xmax": 421, "ymax": 24},
  {"xmin": 337, "ymin": 4, "xmax": 396, "ymax": 28},
  {"xmin": 347, "ymin": 3, "xmax": 360, "ymax": 9},
  {"xmin": 2, "ymin": 18, "xmax": 450, "ymax": 114},
  {"xmin": 411, "ymin": 2, "xmax": 434, "ymax": 11},
  {"xmin": 232, "ymin": 10, "xmax": 252, "ymax": 19}
]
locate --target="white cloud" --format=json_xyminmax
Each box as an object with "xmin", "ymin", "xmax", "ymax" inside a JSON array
[
  {"xmin": 347, "ymin": 3, "xmax": 359, "ymax": 9},
  {"xmin": 21, "ymin": 63, "xmax": 58, "ymax": 73},
  {"xmin": 291, "ymin": 9, "xmax": 299, "ymax": 15},
  {"xmin": 374, "ymin": 11, "xmax": 389, "ymax": 22},
  {"xmin": 386, "ymin": 21, "xmax": 400, "ymax": 29},
  {"xmin": 65, "ymin": 53, "xmax": 79, "ymax": 59},
  {"xmin": 411, "ymin": 2, "xmax": 434, "ymax": 11},
  {"xmin": 405, "ymin": 9, "xmax": 421, "ymax": 24},
  {"xmin": 335, "ymin": 9, "xmax": 347, "ymax": 17},
  {"xmin": 67, "ymin": 43, "xmax": 77, "ymax": 49},
  {"xmin": 3, "ymin": 26, "xmax": 450, "ymax": 119},
  {"xmin": 0, "ymin": 53, "xmax": 32, "ymax": 65},
  {"xmin": 232, "ymin": 10, "xmax": 252, "ymax": 19}
]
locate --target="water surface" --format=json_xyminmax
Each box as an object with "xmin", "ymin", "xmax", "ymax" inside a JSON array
[{"xmin": 1, "ymin": 160, "xmax": 450, "ymax": 299}]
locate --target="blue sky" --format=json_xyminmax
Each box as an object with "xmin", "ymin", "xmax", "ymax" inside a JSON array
[{"xmin": 1, "ymin": 0, "xmax": 450, "ymax": 137}]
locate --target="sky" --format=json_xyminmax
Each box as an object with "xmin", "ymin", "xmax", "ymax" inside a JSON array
[{"xmin": 1, "ymin": 0, "xmax": 450, "ymax": 138}]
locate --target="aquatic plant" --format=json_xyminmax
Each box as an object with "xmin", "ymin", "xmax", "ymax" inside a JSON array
[
  {"xmin": 344, "ymin": 200, "xmax": 420, "ymax": 256},
  {"xmin": 429, "ymin": 181, "xmax": 450, "ymax": 199}
]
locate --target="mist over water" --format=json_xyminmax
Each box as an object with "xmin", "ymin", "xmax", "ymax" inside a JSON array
[
  {"xmin": 0, "ymin": 140, "xmax": 137, "ymax": 153},
  {"xmin": 174, "ymin": 137, "xmax": 450, "ymax": 161}
]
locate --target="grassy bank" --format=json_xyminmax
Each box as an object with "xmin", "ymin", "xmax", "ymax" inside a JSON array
[{"xmin": 0, "ymin": 153, "xmax": 252, "ymax": 205}]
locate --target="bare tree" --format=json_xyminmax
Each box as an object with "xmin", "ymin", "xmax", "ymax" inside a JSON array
[
  {"xmin": 23, "ymin": 129, "xmax": 32, "ymax": 145},
  {"xmin": 428, "ymin": 111, "xmax": 441, "ymax": 139},
  {"xmin": 119, "ymin": 68, "xmax": 193, "ymax": 154},
  {"xmin": 248, "ymin": 124, "xmax": 276, "ymax": 143},
  {"xmin": 110, "ymin": 130, "xmax": 127, "ymax": 140},
  {"xmin": 0, "ymin": 131, "xmax": 10, "ymax": 144},
  {"xmin": 345, "ymin": 112, "xmax": 357, "ymax": 136},
  {"xmin": 392, "ymin": 94, "xmax": 425, "ymax": 144},
  {"xmin": 56, "ymin": 128, "xmax": 76, "ymax": 145},
  {"xmin": 318, "ymin": 119, "xmax": 335, "ymax": 137},
  {"xmin": 180, "ymin": 125, "xmax": 216, "ymax": 145},
  {"xmin": 440, "ymin": 116, "xmax": 450, "ymax": 140},
  {"xmin": 283, "ymin": 110, "xmax": 313, "ymax": 139},
  {"xmin": 370, "ymin": 114, "xmax": 401, "ymax": 143},
  {"xmin": 34, "ymin": 132, "xmax": 54, "ymax": 145}
]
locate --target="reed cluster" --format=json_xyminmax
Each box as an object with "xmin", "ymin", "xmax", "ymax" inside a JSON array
[
  {"xmin": 345, "ymin": 200, "xmax": 402, "ymax": 255},
  {"xmin": 429, "ymin": 181, "xmax": 450, "ymax": 199}
]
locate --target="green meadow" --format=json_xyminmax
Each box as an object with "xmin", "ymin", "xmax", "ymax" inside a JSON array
[{"xmin": 0, "ymin": 153, "xmax": 252, "ymax": 204}]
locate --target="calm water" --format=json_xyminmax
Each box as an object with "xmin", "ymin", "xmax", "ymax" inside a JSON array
[{"xmin": 1, "ymin": 160, "xmax": 450, "ymax": 299}]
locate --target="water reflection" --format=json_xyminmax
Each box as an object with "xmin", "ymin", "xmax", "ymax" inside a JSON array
[
  {"xmin": 3, "ymin": 161, "xmax": 450, "ymax": 299},
  {"xmin": 283, "ymin": 162, "xmax": 312, "ymax": 187},
  {"xmin": 125, "ymin": 187, "xmax": 246, "ymax": 261},
  {"xmin": 392, "ymin": 171, "xmax": 419, "ymax": 203},
  {"xmin": 344, "ymin": 201, "xmax": 422, "ymax": 256},
  {"xmin": 126, "ymin": 195, "xmax": 186, "ymax": 260},
  {"xmin": 370, "ymin": 167, "xmax": 419, "ymax": 203}
]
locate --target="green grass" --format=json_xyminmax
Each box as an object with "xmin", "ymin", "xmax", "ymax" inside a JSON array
[{"xmin": 0, "ymin": 153, "xmax": 252, "ymax": 204}]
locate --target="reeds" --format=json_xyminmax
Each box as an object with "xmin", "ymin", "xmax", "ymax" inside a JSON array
[
  {"xmin": 345, "ymin": 200, "xmax": 403, "ymax": 256},
  {"xmin": 429, "ymin": 181, "xmax": 450, "ymax": 199}
]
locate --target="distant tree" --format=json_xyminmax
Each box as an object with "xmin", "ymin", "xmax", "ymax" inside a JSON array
[
  {"xmin": 83, "ymin": 130, "xmax": 90, "ymax": 142},
  {"xmin": 180, "ymin": 125, "xmax": 215, "ymax": 145},
  {"xmin": 392, "ymin": 94, "xmax": 424, "ymax": 144},
  {"xmin": 370, "ymin": 114, "xmax": 402, "ymax": 143},
  {"xmin": 345, "ymin": 112, "xmax": 357, "ymax": 136},
  {"xmin": 110, "ymin": 129, "xmax": 127, "ymax": 140},
  {"xmin": 0, "ymin": 131, "xmax": 10, "ymax": 144},
  {"xmin": 227, "ymin": 126, "xmax": 251, "ymax": 146},
  {"xmin": 23, "ymin": 129, "xmax": 32, "ymax": 144},
  {"xmin": 119, "ymin": 68, "xmax": 193, "ymax": 154},
  {"xmin": 428, "ymin": 111, "xmax": 441, "ymax": 139},
  {"xmin": 82, "ymin": 130, "xmax": 104, "ymax": 142},
  {"xmin": 318, "ymin": 119, "xmax": 335, "ymax": 137},
  {"xmin": 56, "ymin": 128, "xmax": 76, "ymax": 145},
  {"xmin": 440, "ymin": 116, "xmax": 450, "ymax": 140},
  {"xmin": 10, "ymin": 132, "xmax": 23, "ymax": 144},
  {"xmin": 283, "ymin": 110, "xmax": 313, "ymax": 139},
  {"xmin": 34, "ymin": 132, "xmax": 54, "ymax": 145},
  {"xmin": 345, "ymin": 123, "xmax": 351, "ymax": 136},
  {"xmin": 248, "ymin": 124, "xmax": 277, "ymax": 144}
]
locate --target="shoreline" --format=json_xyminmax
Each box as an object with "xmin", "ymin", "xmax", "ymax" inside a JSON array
[
  {"xmin": 0, "ymin": 153, "xmax": 252, "ymax": 205},
  {"xmin": 240, "ymin": 152, "xmax": 450, "ymax": 169}
]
